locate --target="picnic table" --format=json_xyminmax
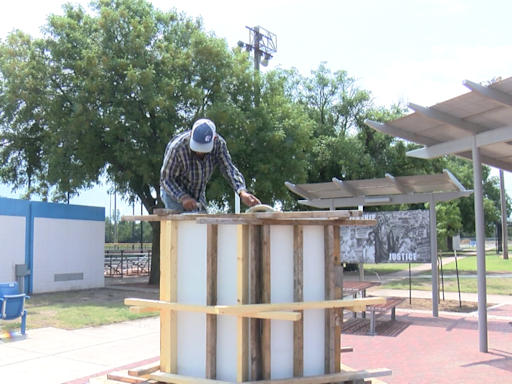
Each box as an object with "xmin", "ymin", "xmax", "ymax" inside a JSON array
[{"xmin": 343, "ymin": 281, "xmax": 381, "ymax": 318}]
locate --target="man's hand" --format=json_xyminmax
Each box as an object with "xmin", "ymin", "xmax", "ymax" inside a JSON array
[
  {"xmin": 181, "ymin": 196, "xmax": 199, "ymax": 211},
  {"xmin": 239, "ymin": 190, "xmax": 261, "ymax": 207}
]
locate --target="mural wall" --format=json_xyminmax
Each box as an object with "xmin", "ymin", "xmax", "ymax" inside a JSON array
[{"xmin": 340, "ymin": 210, "xmax": 430, "ymax": 264}]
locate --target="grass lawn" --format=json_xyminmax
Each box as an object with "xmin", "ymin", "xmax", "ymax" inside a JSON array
[
  {"xmin": 362, "ymin": 263, "xmax": 412, "ymax": 275},
  {"xmin": 381, "ymin": 276, "xmax": 512, "ymax": 295},
  {"xmin": 0, "ymin": 287, "xmax": 158, "ymax": 334},
  {"xmin": 371, "ymin": 252, "xmax": 512, "ymax": 294},
  {"xmin": 364, "ymin": 252, "xmax": 512, "ymax": 277},
  {"xmin": 436, "ymin": 253, "xmax": 512, "ymax": 274}
]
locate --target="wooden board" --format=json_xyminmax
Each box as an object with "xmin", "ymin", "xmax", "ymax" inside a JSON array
[
  {"xmin": 125, "ymin": 299, "xmax": 301, "ymax": 321},
  {"xmin": 293, "ymin": 225, "xmax": 304, "ymax": 377},
  {"xmin": 146, "ymin": 368, "xmax": 391, "ymax": 384},
  {"xmin": 250, "ymin": 225, "xmax": 262, "ymax": 381},
  {"xmin": 237, "ymin": 225, "xmax": 250, "ymax": 382},
  {"xmin": 128, "ymin": 362, "xmax": 161, "ymax": 377},
  {"xmin": 206, "ymin": 224, "xmax": 218, "ymax": 379},
  {"xmin": 261, "ymin": 225, "xmax": 271, "ymax": 380},
  {"xmin": 323, "ymin": 225, "xmax": 335, "ymax": 374},
  {"xmin": 195, "ymin": 218, "xmax": 377, "ymax": 226},
  {"xmin": 333, "ymin": 225, "xmax": 342, "ymax": 373},
  {"xmin": 215, "ymin": 297, "xmax": 385, "ymax": 314},
  {"xmin": 160, "ymin": 220, "xmax": 178, "ymax": 374}
]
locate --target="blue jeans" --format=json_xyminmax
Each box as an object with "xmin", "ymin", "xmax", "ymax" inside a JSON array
[{"xmin": 160, "ymin": 188, "xmax": 185, "ymax": 212}]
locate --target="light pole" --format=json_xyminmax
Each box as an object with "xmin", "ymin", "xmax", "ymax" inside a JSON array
[
  {"xmin": 500, "ymin": 169, "xmax": 509, "ymax": 259},
  {"xmin": 238, "ymin": 25, "xmax": 277, "ymax": 72},
  {"xmin": 235, "ymin": 26, "xmax": 277, "ymax": 212}
]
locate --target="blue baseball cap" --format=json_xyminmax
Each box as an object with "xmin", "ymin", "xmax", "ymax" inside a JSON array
[{"xmin": 190, "ymin": 119, "xmax": 216, "ymax": 153}]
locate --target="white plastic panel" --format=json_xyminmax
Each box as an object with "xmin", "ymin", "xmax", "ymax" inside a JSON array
[
  {"xmin": 176, "ymin": 220, "xmax": 207, "ymax": 377},
  {"xmin": 270, "ymin": 225, "xmax": 294, "ymax": 379},
  {"xmin": 303, "ymin": 225, "xmax": 325, "ymax": 376},
  {"xmin": 215, "ymin": 224, "xmax": 239, "ymax": 382}
]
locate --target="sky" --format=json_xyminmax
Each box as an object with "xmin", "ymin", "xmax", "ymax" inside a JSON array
[{"xmin": 1, "ymin": 0, "xmax": 511, "ymax": 217}]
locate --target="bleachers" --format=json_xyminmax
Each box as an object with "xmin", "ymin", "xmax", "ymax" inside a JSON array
[{"xmin": 104, "ymin": 252, "xmax": 151, "ymax": 277}]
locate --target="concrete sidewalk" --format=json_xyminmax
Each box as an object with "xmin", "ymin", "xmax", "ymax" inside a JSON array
[
  {"xmin": 369, "ymin": 288, "xmax": 512, "ymax": 306},
  {"xmin": 0, "ymin": 317, "xmax": 160, "ymax": 384},
  {"xmin": 2, "ymin": 261, "xmax": 512, "ymax": 384}
]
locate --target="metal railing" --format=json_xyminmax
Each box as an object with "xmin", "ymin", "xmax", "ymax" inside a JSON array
[{"xmin": 104, "ymin": 250, "xmax": 152, "ymax": 278}]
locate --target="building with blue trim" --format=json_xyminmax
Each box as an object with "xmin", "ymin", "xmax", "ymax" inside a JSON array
[{"xmin": 0, "ymin": 198, "xmax": 105, "ymax": 293}]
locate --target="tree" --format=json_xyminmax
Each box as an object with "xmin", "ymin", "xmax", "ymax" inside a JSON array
[
  {"xmin": 0, "ymin": 1, "xmax": 240, "ymax": 284},
  {"xmin": 294, "ymin": 63, "xmax": 445, "ymax": 188},
  {"xmin": 435, "ymin": 201, "xmax": 463, "ymax": 251},
  {"xmin": 205, "ymin": 65, "xmax": 313, "ymax": 210},
  {"xmin": 443, "ymin": 156, "xmax": 509, "ymax": 237},
  {"xmin": 0, "ymin": 0, "xmax": 312, "ymax": 284}
]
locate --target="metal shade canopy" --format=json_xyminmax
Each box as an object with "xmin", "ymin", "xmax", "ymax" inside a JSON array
[
  {"xmin": 286, "ymin": 169, "xmax": 472, "ymax": 209},
  {"xmin": 365, "ymin": 77, "xmax": 512, "ymax": 172},
  {"xmin": 365, "ymin": 76, "xmax": 512, "ymax": 353},
  {"xmin": 286, "ymin": 171, "xmax": 473, "ymax": 319}
]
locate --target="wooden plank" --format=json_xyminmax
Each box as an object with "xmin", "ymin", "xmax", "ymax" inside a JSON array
[
  {"xmin": 122, "ymin": 214, "xmax": 203, "ymax": 222},
  {"xmin": 333, "ymin": 225, "xmax": 342, "ymax": 374},
  {"xmin": 324, "ymin": 225, "xmax": 335, "ymax": 374},
  {"xmin": 195, "ymin": 218, "xmax": 377, "ymax": 226},
  {"xmin": 125, "ymin": 299, "xmax": 301, "ymax": 321},
  {"xmin": 293, "ymin": 225, "xmax": 304, "ymax": 378},
  {"xmin": 159, "ymin": 220, "xmax": 178, "ymax": 374},
  {"xmin": 215, "ymin": 297, "xmax": 386, "ymax": 314},
  {"xmin": 261, "ymin": 225, "xmax": 271, "ymax": 380},
  {"xmin": 125, "ymin": 299, "xmax": 217, "ymax": 314},
  {"xmin": 129, "ymin": 306, "xmax": 160, "ymax": 314},
  {"xmin": 254, "ymin": 219, "xmax": 376, "ymax": 227},
  {"xmin": 147, "ymin": 368, "xmax": 390, "ymax": 384},
  {"xmin": 206, "ymin": 224, "xmax": 218, "ymax": 380},
  {"xmin": 237, "ymin": 224, "xmax": 250, "ymax": 382},
  {"xmin": 340, "ymin": 364, "xmax": 388, "ymax": 384},
  {"xmin": 249, "ymin": 311, "xmax": 300, "ymax": 321},
  {"xmin": 250, "ymin": 225, "xmax": 262, "ymax": 381},
  {"xmin": 252, "ymin": 211, "xmax": 360, "ymax": 219},
  {"xmin": 107, "ymin": 370, "xmax": 151, "ymax": 383},
  {"xmin": 241, "ymin": 368, "xmax": 392, "ymax": 384},
  {"xmin": 122, "ymin": 210, "xmax": 364, "ymax": 223},
  {"xmin": 128, "ymin": 362, "xmax": 161, "ymax": 377},
  {"xmin": 148, "ymin": 371, "xmax": 233, "ymax": 384}
]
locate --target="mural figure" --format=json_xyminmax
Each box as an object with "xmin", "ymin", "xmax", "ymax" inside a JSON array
[
  {"xmin": 397, "ymin": 227, "xmax": 418, "ymax": 254},
  {"xmin": 373, "ymin": 214, "xmax": 397, "ymax": 263},
  {"xmin": 362, "ymin": 231, "xmax": 376, "ymax": 263}
]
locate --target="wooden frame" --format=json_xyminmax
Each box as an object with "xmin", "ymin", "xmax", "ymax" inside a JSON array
[
  {"xmin": 122, "ymin": 211, "xmax": 391, "ymax": 384},
  {"xmin": 160, "ymin": 220, "xmax": 178, "ymax": 373},
  {"xmin": 125, "ymin": 297, "xmax": 384, "ymax": 317}
]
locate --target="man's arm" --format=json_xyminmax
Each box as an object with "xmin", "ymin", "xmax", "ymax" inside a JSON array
[
  {"xmin": 161, "ymin": 145, "xmax": 188, "ymax": 203},
  {"xmin": 216, "ymin": 138, "xmax": 260, "ymax": 207}
]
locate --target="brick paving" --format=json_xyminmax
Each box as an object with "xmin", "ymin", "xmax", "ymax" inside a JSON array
[
  {"xmin": 488, "ymin": 304, "xmax": 512, "ymax": 318},
  {"xmin": 70, "ymin": 310, "xmax": 511, "ymax": 384},
  {"xmin": 341, "ymin": 311, "xmax": 512, "ymax": 384}
]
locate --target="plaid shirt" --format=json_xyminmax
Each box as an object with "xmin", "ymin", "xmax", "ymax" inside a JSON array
[{"xmin": 160, "ymin": 131, "xmax": 247, "ymax": 209}]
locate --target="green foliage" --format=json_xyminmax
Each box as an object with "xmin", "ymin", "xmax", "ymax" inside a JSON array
[
  {"xmin": 205, "ymin": 60, "xmax": 313, "ymax": 210},
  {"xmin": 441, "ymin": 254, "xmax": 512, "ymax": 273},
  {"xmin": 381, "ymin": 276, "xmax": 512, "ymax": 295},
  {"xmin": 1, "ymin": 1, "xmax": 509, "ymax": 285},
  {"xmin": 443, "ymin": 156, "xmax": 510, "ymax": 236},
  {"xmin": 435, "ymin": 201, "xmax": 463, "ymax": 251},
  {"xmin": 105, "ymin": 213, "xmax": 152, "ymax": 243}
]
